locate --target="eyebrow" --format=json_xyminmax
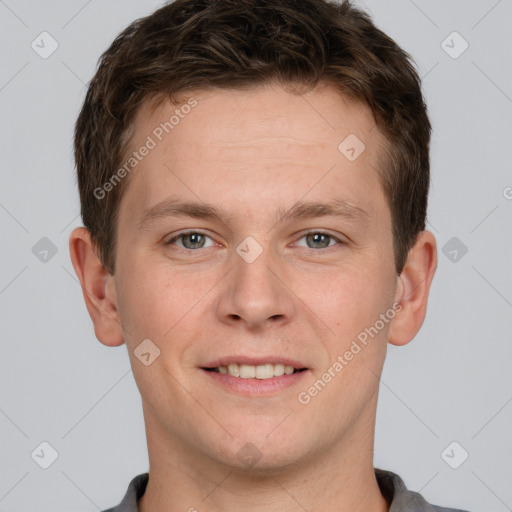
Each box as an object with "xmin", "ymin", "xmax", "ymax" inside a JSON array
[{"xmin": 137, "ymin": 196, "xmax": 370, "ymax": 229}]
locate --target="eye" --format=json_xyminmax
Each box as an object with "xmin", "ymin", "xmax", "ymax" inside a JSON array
[
  {"xmin": 166, "ymin": 231, "xmax": 215, "ymax": 250},
  {"xmin": 294, "ymin": 231, "xmax": 342, "ymax": 249}
]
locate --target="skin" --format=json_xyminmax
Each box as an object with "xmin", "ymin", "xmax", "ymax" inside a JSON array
[{"xmin": 70, "ymin": 82, "xmax": 437, "ymax": 512}]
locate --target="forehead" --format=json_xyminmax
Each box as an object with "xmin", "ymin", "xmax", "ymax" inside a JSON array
[
  {"xmin": 137, "ymin": 83, "xmax": 380, "ymax": 158},
  {"xmin": 120, "ymin": 83, "xmax": 388, "ymax": 223}
]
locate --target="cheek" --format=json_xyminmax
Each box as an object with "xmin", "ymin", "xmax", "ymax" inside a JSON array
[
  {"xmin": 302, "ymin": 261, "xmax": 392, "ymax": 341},
  {"xmin": 114, "ymin": 260, "xmax": 178, "ymax": 344},
  {"xmin": 296, "ymin": 272, "xmax": 391, "ymax": 426},
  {"xmin": 115, "ymin": 255, "xmax": 220, "ymax": 349}
]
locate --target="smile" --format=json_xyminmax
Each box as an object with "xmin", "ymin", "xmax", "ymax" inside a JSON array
[{"xmin": 206, "ymin": 363, "xmax": 305, "ymax": 379}]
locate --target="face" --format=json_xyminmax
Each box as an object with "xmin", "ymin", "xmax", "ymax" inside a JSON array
[{"xmin": 111, "ymin": 83, "xmax": 402, "ymax": 470}]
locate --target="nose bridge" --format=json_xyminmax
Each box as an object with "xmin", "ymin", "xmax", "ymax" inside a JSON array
[{"xmin": 216, "ymin": 236, "xmax": 294, "ymax": 329}]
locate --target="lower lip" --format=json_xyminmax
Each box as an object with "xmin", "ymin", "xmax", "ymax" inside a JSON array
[{"xmin": 201, "ymin": 369, "xmax": 309, "ymax": 396}]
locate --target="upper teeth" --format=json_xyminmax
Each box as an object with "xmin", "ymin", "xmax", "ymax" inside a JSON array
[{"xmin": 217, "ymin": 363, "xmax": 297, "ymax": 379}]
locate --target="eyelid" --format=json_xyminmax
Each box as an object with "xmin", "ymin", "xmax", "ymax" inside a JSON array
[
  {"xmin": 165, "ymin": 229, "xmax": 216, "ymax": 247},
  {"xmin": 165, "ymin": 229, "xmax": 345, "ymax": 249},
  {"xmin": 292, "ymin": 229, "xmax": 344, "ymax": 248}
]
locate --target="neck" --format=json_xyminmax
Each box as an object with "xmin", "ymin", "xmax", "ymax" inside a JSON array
[{"xmin": 138, "ymin": 407, "xmax": 389, "ymax": 512}]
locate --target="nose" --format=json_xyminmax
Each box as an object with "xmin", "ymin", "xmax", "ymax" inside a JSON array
[{"xmin": 214, "ymin": 242, "xmax": 295, "ymax": 331}]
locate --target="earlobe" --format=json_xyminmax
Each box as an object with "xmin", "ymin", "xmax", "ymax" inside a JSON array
[
  {"xmin": 388, "ymin": 230, "xmax": 437, "ymax": 347},
  {"xmin": 69, "ymin": 227, "xmax": 125, "ymax": 347}
]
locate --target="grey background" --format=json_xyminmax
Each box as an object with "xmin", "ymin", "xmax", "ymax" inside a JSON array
[{"xmin": 0, "ymin": 0, "xmax": 511, "ymax": 510}]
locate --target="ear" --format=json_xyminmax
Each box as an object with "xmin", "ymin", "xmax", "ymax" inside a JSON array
[
  {"xmin": 69, "ymin": 227, "xmax": 125, "ymax": 347},
  {"xmin": 388, "ymin": 230, "xmax": 437, "ymax": 346}
]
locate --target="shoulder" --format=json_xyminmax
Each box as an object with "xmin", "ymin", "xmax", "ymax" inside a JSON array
[
  {"xmin": 375, "ymin": 468, "xmax": 470, "ymax": 512},
  {"xmin": 101, "ymin": 473, "xmax": 149, "ymax": 512}
]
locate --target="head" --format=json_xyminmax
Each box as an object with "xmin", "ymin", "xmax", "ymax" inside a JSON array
[{"xmin": 70, "ymin": 0, "xmax": 436, "ymax": 472}]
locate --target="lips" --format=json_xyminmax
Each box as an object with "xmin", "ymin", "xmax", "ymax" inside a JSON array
[{"xmin": 201, "ymin": 357, "xmax": 309, "ymax": 396}]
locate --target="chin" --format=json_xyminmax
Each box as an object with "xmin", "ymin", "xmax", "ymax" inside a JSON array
[{"xmin": 213, "ymin": 426, "xmax": 313, "ymax": 473}]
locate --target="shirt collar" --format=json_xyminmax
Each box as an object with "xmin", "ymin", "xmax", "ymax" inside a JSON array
[{"xmin": 109, "ymin": 468, "xmax": 455, "ymax": 512}]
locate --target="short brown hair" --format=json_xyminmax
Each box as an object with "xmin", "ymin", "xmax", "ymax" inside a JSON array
[{"xmin": 74, "ymin": 0, "xmax": 431, "ymax": 275}]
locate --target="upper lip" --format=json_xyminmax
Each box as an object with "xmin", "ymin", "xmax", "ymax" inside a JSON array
[{"xmin": 202, "ymin": 356, "xmax": 307, "ymax": 369}]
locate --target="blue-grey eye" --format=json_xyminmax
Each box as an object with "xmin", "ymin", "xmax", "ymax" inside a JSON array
[
  {"xmin": 168, "ymin": 232, "xmax": 214, "ymax": 249},
  {"xmin": 299, "ymin": 232, "xmax": 338, "ymax": 249}
]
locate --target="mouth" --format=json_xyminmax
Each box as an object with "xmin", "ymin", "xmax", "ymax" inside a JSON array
[
  {"xmin": 202, "ymin": 363, "xmax": 307, "ymax": 379},
  {"xmin": 200, "ymin": 358, "xmax": 309, "ymax": 396}
]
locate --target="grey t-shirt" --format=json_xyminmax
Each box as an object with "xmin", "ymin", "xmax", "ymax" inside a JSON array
[{"xmin": 102, "ymin": 468, "xmax": 469, "ymax": 511}]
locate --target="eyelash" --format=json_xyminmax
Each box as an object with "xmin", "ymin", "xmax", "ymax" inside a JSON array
[{"xmin": 165, "ymin": 230, "xmax": 344, "ymax": 251}]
